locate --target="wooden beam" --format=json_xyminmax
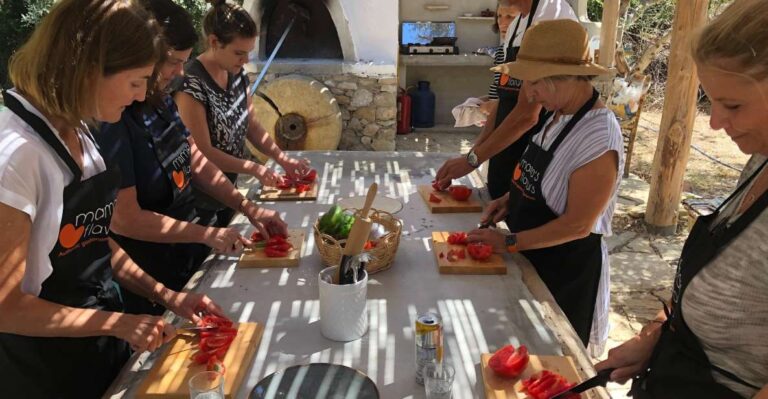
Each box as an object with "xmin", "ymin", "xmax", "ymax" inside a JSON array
[
  {"xmin": 598, "ymin": 0, "xmax": 620, "ymax": 68},
  {"xmin": 645, "ymin": 0, "xmax": 709, "ymax": 234}
]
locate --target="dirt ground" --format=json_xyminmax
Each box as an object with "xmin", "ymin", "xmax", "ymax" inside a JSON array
[{"xmin": 630, "ymin": 110, "xmax": 750, "ymax": 198}]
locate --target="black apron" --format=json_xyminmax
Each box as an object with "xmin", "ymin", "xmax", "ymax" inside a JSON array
[
  {"xmin": 0, "ymin": 91, "xmax": 130, "ymax": 399},
  {"xmin": 113, "ymin": 103, "xmax": 209, "ymax": 315},
  {"xmin": 488, "ymin": 0, "xmax": 551, "ymax": 199},
  {"xmin": 506, "ymin": 90, "xmax": 603, "ymax": 346},
  {"xmin": 631, "ymin": 160, "xmax": 768, "ymax": 399}
]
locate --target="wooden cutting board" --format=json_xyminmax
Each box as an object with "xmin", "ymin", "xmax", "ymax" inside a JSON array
[
  {"xmin": 136, "ymin": 322, "xmax": 263, "ymax": 399},
  {"xmin": 238, "ymin": 229, "xmax": 305, "ymax": 268},
  {"xmin": 258, "ymin": 182, "xmax": 318, "ymax": 201},
  {"xmin": 432, "ymin": 232, "xmax": 506, "ymax": 275},
  {"xmin": 418, "ymin": 185, "xmax": 483, "ymax": 213},
  {"xmin": 481, "ymin": 353, "xmax": 584, "ymax": 399}
]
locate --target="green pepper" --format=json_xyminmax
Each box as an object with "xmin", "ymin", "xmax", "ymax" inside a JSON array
[{"xmin": 318, "ymin": 205, "xmax": 342, "ymax": 234}]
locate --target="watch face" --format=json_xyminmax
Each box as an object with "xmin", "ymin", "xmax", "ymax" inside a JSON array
[{"xmin": 467, "ymin": 151, "xmax": 478, "ymax": 167}]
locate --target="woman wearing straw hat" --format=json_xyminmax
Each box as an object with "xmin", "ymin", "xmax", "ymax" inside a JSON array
[
  {"xmin": 467, "ymin": 19, "xmax": 623, "ymax": 354},
  {"xmin": 596, "ymin": 1, "xmax": 768, "ymax": 397}
]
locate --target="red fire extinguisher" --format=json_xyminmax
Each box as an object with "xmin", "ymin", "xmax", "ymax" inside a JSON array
[{"xmin": 397, "ymin": 87, "xmax": 412, "ymax": 135}]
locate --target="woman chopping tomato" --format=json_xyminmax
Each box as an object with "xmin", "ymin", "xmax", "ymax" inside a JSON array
[
  {"xmin": 468, "ymin": 20, "xmax": 623, "ymax": 354},
  {"xmin": 98, "ymin": 0, "xmax": 287, "ymax": 316},
  {"xmin": 0, "ymin": 1, "xmax": 226, "ymax": 397}
]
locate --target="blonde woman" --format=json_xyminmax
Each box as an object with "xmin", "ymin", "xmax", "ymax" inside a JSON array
[
  {"xmin": 597, "ymin": 1, "xmax": 768, "ymax": 397},
  {"xmin": 0, "ymin": 1, "xmax": 224, "ymax": 397}
]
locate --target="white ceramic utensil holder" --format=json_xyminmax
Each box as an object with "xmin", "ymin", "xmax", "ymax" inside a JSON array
[{"xmin": 318, "ymin": 266, "xmax": 369, "ymax": 341}]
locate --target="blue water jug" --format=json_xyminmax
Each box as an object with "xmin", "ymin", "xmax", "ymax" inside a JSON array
[{"xmin": 410, "ymin": 81, "xmax": 435, "ymax": 128}]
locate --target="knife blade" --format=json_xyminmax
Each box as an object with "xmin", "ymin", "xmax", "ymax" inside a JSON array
[
  {"xmin": 549, "ymin": 368, "xmax": 615, "ymax": 399},
  {"xmin": 178, "ymin": 326, "xmax": 219, "ymax": 335}
]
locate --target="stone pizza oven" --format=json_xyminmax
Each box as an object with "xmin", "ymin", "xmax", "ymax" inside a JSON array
[{"xmin": 244, "ymin": 0, "xmax": 399, "ymax": 152}]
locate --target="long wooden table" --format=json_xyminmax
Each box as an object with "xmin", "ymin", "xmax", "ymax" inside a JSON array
[{"xmin": 106, "ymin": 151, "xmax": 607, "ymax": 399}]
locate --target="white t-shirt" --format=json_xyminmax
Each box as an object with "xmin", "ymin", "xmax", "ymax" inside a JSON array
[
  {"xmin": 0, "ymin": 89, "xmax": 106, "ymax": 296},
  {"xmin": 504, "ymin": 0, "xmax": 578, "ymax": 55}
]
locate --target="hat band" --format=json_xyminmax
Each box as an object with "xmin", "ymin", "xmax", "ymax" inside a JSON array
[{"xmin": 516, "ymin": 54, "xmax": 593, "ymax": 65}]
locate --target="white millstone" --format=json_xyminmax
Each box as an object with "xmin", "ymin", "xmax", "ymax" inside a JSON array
[{"xmin": 323, "ymin": 80, "xmax": 336, "ymax": 87}]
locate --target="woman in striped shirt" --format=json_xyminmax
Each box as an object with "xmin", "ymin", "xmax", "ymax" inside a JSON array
[{"xmin": 468, "ymin": 20, "xmax": 622, "ymax": 355}]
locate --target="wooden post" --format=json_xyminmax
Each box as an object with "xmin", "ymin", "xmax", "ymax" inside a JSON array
[
  {"xmin": 598, "ymin": 0, "xmax": 620, "ymax": 68},
  {"xmin": 644, "ymin": 0, "xmax": 709, "ymax": 234}
]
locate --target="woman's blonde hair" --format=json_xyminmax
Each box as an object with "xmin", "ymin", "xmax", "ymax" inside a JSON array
[
  {"xmin": 693, "ymin": 0, "xmax": 768, "ymax": 81},
  {"xmin": 8, "ymin": 0, "xmax": 163, "ymax": 126}
]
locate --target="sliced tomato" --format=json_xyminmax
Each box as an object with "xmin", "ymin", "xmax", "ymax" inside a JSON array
[
  {"xmin": 295, "ymin": 183, "xmax": 311, "ymax": 193},
  {"xmin": 467, "ymin": 242, "xmax": 493, "ymax": 261},
  {"xmin": 431, "ymin": 180, "xmax": 445, "ymax": 192},
  {"xmin": 265, "ymin": 247, "xmax": 289, "ymax": 257},
  {"xmin": 192, "ymin": 350, "xmax": 211, "ymax": 364},
  {"xmin": 429, "ymin": 193, "xmax": 442, "ymax": 203},
  {"xmin": 250, "ymin": 232, "xmax": 265, "ymax": 242},
  {"xmin": 488, "ymin": 345, "xmax": 529, "ymax": 378},
  {"xmin": 447, "ymin": 232, "xmax": 468, "ymax": 246},
  {"xmin": 519, "ymin": 371, "xmax": 580, "ymax": 399},
  {"xmin": 203, "ymin": 335, "xmax": 234, "ymax": 349},
  {"xmin": 456, "ymin": 248, "xmax": 466, "ymax": 259},
  {"xmin": 448, "ymin": 185, "xmax": 472, "ymax": 201},
  {"xmin": 305, "ymin": 169, "xmax": 317, "ymax": 182},
  {"xmin": 201, "ymin": 315, "xmax": 233, "ymax": 329}
]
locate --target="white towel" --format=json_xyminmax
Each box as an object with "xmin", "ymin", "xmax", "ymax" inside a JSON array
[{"xmin": 451, "ymin": 97, "xmax": 487, "ymax": 128}]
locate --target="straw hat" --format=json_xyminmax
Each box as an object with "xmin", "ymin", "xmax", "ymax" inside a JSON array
[{"xmin": 492, "ymin": 19, "xmax": 609, "ymax": 81}]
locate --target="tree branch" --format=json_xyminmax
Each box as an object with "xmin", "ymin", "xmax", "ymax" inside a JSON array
[{"xmin": 630, "ymin": 28, "xmax": 673, "ymax": 76}]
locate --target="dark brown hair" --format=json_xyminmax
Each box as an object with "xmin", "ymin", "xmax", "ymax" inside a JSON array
[
  {"xmin": 9, "ymin": 0, "xmax": 163, "ymax": 126},
  {"xmin": 203, "ymin": 0, "xmax": 258, "ymax": 46}
]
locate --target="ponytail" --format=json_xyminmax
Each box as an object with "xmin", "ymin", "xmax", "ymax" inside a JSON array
[{"xmin": 203, "ymin": 0, "xmax": 257, "ymax": 46}]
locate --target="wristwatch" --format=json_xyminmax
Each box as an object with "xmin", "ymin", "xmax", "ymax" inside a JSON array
[
  {"xmin": 505, "ymin": 233, "xmax": 518, "ymax": 253},
  {"xmin": 466, "ymin": 148, "xmax": 480, "ymax": 169}
]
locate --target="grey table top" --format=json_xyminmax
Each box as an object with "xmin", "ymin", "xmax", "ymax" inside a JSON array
[{"xmin": 108, "ymin": 151, "xmax": 569, "ymax": 399}]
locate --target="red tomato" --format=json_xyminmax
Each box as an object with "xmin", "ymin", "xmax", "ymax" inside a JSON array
[
  {"xmin": 265, "ymin": 247, "xmax": 289, "ymax": 257},
  {"xmin": 295, "ymin": 183, "xmax": 311, "ymax": 193},
  {"xmin": 429, "ymin": 193, "xmax": 442, "ymax": 203},
  {"xmin": 448, "ymin": 185, "xmax": 472, "ymax": 201},
  {"xmin": 456, "ymin": 248, "xmax": 466, "ymax": 259},
  {"xmin": 250, "ymin": 232, "xmax": 264, "ymax": 242},
  {"xmin": 276, "ymin": 181, "xmax": 292, "ymax": 190},
  {"xmin": 364, "ymin": 240, "xmax": 377, "ymax": 250},
  {"xmin": 488, "ymin": 345, "xmax": 529, "ymax": 378},
  {"xmin": 431, "ymin": 180, "xmax": 445, "ymax": 192},
  {"xmin": 447, "ymin": 232, "xmax": 468, "ymax": 246},
  {"xmin": 206, "ymin": 355, "xmax": 226, "ymax": 374},
  {"xmin": 305, "ymin": 169, "xmax": 317, "ymax": 182},
  {"xmin": 519, "ymin": 371, "xmax": 580, "ymax": 399},
  {"xmin": 467, "ymin": 242, "xmax": 493, "ymax": 261}
]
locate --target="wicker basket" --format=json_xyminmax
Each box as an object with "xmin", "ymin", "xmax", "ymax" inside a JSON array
[{"xmin": 313, "ymin": 208, "xmax": 402, "ymax": 275}]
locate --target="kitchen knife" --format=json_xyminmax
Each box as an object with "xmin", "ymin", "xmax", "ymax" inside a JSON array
[
  {"xmin": 177, "ymin": 326, "xmax": 219, "ymax": 335},
  {"xmin": 549, "ymin": 368, "xmax": 615, "ymax": 399},
  {"xmin": 337, "ymin": 183, "xmax": 377, "ymax": 284}
]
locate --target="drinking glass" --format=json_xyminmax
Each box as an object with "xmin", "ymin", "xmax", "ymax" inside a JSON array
[
  {"xmin": 188, "ymin": 371, "xmax": 225, "ymax": 399},
  {"xmin": 423, "ymin": 363, "xmax": 454, "ymax": 399}
]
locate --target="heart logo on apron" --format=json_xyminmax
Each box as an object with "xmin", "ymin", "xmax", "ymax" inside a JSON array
[
  {"xmin": 172, "ymin": 170, "xmax": 186, "ymax": 189},
  {"xmin": 58, "ymin": 223, "xmax": 85, "ymax": 249}
]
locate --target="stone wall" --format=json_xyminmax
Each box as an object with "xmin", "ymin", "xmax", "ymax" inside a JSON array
[{"xmin": 257, "ymin": 72, "xmax": 398, "ymax": 151}]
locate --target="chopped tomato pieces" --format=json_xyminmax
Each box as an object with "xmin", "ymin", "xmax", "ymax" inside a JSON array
[
  {"xmin": 447, "ymin": 232, "xmax": 468, "ymax": 245},
  {"xmin": 191, "ymin": 315, "xmax": 237, "ymax": 372},
  {"xmin": 467, "ymin": 242, "xmax": 493, "ymax": 261},
  {"xmin": 429, "ymin": 193, "xmax": 442, "ymax": 203}
]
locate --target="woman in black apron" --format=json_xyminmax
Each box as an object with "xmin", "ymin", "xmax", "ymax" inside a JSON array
[
  {"xmin": 99, "ymin": 0, "xmax": 288, "ymax": 315},
  {"xmin": 467, "ymin": 20, "xmax": 618, "ymax": 348},
  {"xmin": 596, "ymin": 1, "xmax": 768, "ymax": 396},
  {"xmin": 0, "ymin": 2, "xmax": 173, "ymax": 397},
  {"xmin": 434, "ymin": 0, "xmax": 576, "ymax": 198},
  {"xmin": 0, "ymin": 3, "xmax": 227, "ymax": 397}
]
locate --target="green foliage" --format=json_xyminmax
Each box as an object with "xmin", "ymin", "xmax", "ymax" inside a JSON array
[
  {"xmin": 587, "ymin": 0, "xmax": 603, "ymax": 22},
  {"xmin": 0, "ymin": 0, "xmax": 53, "ymax": 88}
]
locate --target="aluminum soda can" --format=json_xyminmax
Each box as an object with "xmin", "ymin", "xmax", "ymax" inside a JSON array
[{"xmin": 415, "ymin": 312, "xmax": 443, "ymax": 385}]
